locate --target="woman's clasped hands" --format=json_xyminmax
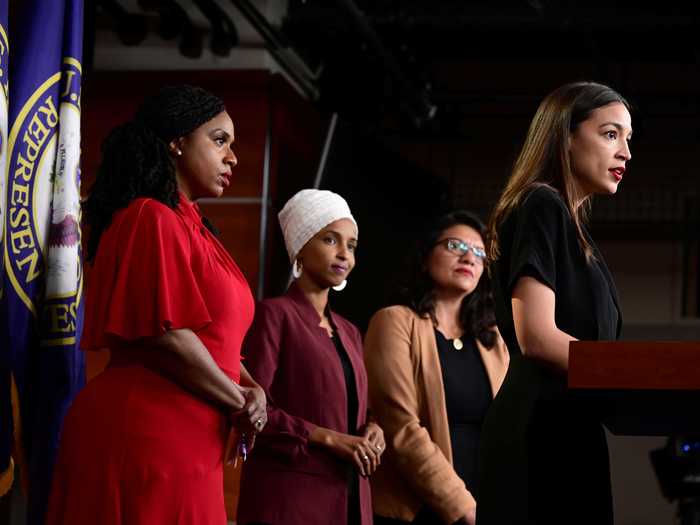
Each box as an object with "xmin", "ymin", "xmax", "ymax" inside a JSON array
[
  {"xmin": 227, "ymin": 382, "xmax": 267, "ymax": 463},
  {"xmin": 315, "ymin": 421, "xmax": 385, "ymax": 477},
  {"xmin": 232, "ymin": 383, "xmax": 267, "ymax": 432}
]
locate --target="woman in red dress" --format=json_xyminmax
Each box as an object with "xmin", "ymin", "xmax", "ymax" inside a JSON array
[{"xmin": 47, "ymin": 85, "xmax": 266, "ymax": 525}]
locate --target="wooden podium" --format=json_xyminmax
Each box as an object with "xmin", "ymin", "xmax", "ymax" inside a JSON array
[{"xmin": 568, "ymin": 341, "xmax": 700, "ymax": 436}]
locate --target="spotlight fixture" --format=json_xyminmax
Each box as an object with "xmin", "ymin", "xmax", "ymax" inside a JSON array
[
  {"xmin": 138, "ymin": 0, "xmax": 203, "ymax": 58},
  {"xmin": 98, "ymin": 0, "xmax": 149, "ymax": 46},
  {"xmin": 193, "ymin": 0, "xmax": 239, "ymax": 57}
]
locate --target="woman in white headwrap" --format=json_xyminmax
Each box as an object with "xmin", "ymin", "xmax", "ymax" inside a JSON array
[{"xmin": 237, "ymin": 189, "xmax": 384, "ymax": 525}]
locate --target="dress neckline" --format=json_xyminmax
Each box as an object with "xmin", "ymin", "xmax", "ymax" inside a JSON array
[{"xmin": 176, "ymin": 191, "xmax": 203, "ymax": 224}]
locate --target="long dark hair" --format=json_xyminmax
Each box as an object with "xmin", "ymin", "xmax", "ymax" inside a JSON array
[
  {"xmin": 399, "ymin": 210, "xmax": 497, "ymax": 349},
  {"xmin": 83, "ymin": 122, "xmax": 178, "ymax": 262},
  {"xmin": 83, "ymin": 85, "xmax": 225, "ymax": 262},
  {"xmin": 488, "ymin": 81, "xmax": 630, "ymax": 263}
]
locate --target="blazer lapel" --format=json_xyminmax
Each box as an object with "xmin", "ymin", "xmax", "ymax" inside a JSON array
[{"xmin": 476, "ymin": 336, "xmax": 509, "ymax": 397}]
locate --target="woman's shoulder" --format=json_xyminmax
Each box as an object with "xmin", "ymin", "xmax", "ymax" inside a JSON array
[
  {"xmin": 368, "ymin": 304, "xmax": 423, "ymax": 328},
  {"xmin": 253, "ymin": 293, "xmax": 310, "ymax": 322},
  {"xmin": 521, "ymin": 184, "xmax": 567, "ymax": 211},
  {"xmin": 103, "ymin": 198, "xmax": 187, "ymax": 250},
  {"xmin": 254, "ymin": 295, "xmax": 293, "ymax": 316},
  {"xmin": 115, "ymin": 197, "xmax": 181, "ymax": 228},
  {"xmin": 365, "ymin": 305, "xmax": 430, "ymax": 356},
  {"xmin": 507, "ymin": 184, "xmax": 571, "ymax": 231}
]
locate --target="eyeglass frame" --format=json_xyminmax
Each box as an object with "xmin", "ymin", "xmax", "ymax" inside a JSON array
[{"xmin": 434, "ymin": 237, "xmax": 487, "ymax": 263}]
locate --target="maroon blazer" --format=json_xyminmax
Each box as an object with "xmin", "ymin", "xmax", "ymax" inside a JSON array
[{"xmin": 237, "ymin": 283, "xmax": 372, "ymax": 525}]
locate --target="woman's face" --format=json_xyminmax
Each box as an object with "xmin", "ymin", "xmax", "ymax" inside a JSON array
[
  {"xmin": 297, "ymin": 218, "xmax": 358, "ymax": 290},
  {"xmin": 427, "ymin": 224, "xmax": 485, "ymax": 297},
  {"xmin": 172, "ymin": 111, "xmax": 238, "ymax": 200},
  {"xmin": 569, "ymin": 102, "xmax": 632, "ymax": 198}
]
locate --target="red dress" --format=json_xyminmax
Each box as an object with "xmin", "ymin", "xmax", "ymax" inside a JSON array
[{"xmin": 47, "ymin": 194, "xmax": 254, "ymax": 525}]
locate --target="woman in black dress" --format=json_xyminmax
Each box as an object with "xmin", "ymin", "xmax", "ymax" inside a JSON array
[
  {"xmin": 365, "ymin": 211, "xmax": 509, "ymax": 525},
  {"xmin": 477, "ymin": 82, "xmax": 632, "ymax": 525}
]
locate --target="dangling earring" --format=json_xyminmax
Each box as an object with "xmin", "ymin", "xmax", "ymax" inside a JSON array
[
  {"xmin": 292, "ymin": 259, "xmax": 302, "ymax": 279},
  {"xmin": 332, "ymin": 279, "xmax": 347, "ymax": 292}
]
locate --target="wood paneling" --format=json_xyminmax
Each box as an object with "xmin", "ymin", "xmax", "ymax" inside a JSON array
[{"xmin": 569, "ymin": 341, "xmax": 700, "ymax": 390}]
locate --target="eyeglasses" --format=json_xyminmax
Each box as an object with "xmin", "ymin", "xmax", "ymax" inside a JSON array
[{"xmin": 436, "ymin": 238, "xmax": 487, "ymax": 262}]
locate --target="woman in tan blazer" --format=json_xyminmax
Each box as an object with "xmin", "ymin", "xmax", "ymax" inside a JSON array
[{"xmin": 364, "ymin": 211, "xmax": 508, "ymax": 525}]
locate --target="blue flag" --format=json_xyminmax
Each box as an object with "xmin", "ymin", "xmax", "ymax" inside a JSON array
[
  {"xmin": 2, "ymin": 0, "xmax": 85, "ymax": 522},
  {"xmin": 0, "ymin": 0, "xmax": 11, "ymax": 499}
]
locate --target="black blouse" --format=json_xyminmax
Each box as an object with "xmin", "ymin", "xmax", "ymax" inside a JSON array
[
  {"xmin": 495, "ymin": 185, "xmax": 621, "ymax": 360},
  {"xmin": 434, "ymin": 329, "xmax": 491, "ymax": 493},
  {"xmin": 331, "ymin": 333, "xmax": 361, "ymax": 525},
  {"xmin": 331, "ymin": 333, "xmax": 360, "ymax": 434}
]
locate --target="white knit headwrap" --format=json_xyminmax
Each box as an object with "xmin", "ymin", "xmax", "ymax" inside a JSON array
[{"xmin": 278, "ymin": 189, "xmax": 357, "ymax": 263}]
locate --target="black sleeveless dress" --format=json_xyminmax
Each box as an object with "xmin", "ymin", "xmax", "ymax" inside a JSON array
[{"xmin": 477, "ymin": 186, "xmax": 621, "ymax": 525}]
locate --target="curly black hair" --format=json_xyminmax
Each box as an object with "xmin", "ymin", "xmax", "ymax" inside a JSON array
[
  {"xmin": 399, "ymin": 210, "xmax": 498, "ymax": 349},
  {"xmin": 83, "ymin": 85, "xmax": 225, "ymax": 262}
]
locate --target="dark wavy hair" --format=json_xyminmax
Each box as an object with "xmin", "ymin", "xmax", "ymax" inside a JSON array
[
  {"xmin": 400, "ymin": 210, "xmax": 497, "ymax": 349},
  {"xmin": 83, "ymin": 85, "xmax": 225, "ymax": 262}
]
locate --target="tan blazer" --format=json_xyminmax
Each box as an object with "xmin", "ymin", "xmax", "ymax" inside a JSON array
[{"xmin": 364, "ymin": 305, "xmax": 509, "ymax": 524}]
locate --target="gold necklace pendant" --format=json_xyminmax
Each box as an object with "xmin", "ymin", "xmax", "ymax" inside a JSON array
[{"xmin": 452, "ymin": 337, "xmax": 464, "ymax": 350}]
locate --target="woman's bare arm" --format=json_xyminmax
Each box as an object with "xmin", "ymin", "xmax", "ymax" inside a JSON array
[
  {"xmin": 511, "ymin": 276, "xmax": 576, "ymax": 372},
  {"xmin": 129, "ymin": 328, "xmax": 248, "ymax": 411},
  {"xmin": 237, "ymin": 363, "xmax": 267, "ymax": 431},
  {"xmin": 239, "ymin": 363, "xmax": 260, "ymax": 389}
]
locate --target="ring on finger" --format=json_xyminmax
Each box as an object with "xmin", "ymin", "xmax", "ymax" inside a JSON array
[{"xmin": 362, "ymin": 454, "xmax": 369, "ymax": 462}]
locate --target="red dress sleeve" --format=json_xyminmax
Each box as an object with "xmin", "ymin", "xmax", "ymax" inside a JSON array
[{"xmin": 82, "ymin": 199, "xmax": 212, "ymax": 350}]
